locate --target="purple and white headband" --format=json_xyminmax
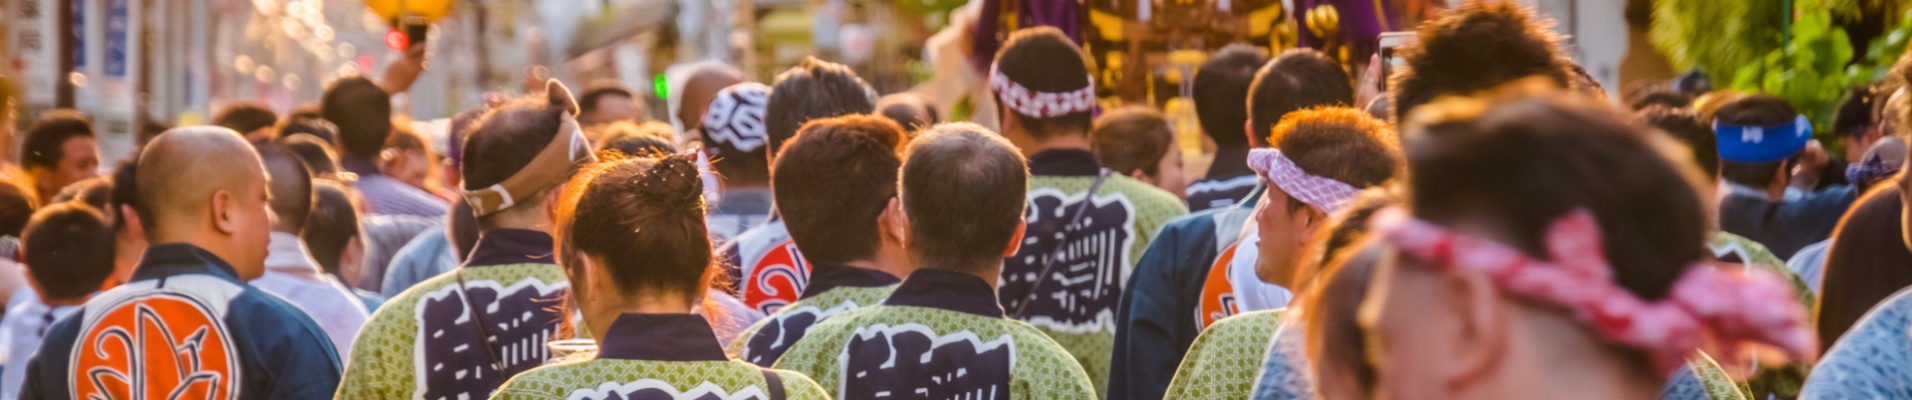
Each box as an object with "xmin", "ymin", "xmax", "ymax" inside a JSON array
[
  {"xmin": 988, "ymin": 62, "xmax": 1096, "ymax": 118},
  {"xmin": 1248, "ymin": 148, "xmax": 1361, "ymax": 214}
]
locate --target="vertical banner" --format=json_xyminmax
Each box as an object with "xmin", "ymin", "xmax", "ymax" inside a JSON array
[
  {"xmin": 103, "ymin": 0, "xmax": 124, "ymax": 78},
  {"xmin": 9, "ymin": 0, "xmax": 57, "ymax": 106}
]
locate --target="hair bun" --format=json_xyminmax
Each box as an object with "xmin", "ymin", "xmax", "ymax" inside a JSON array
[{"xmin": 632, "ymin": 153, "xmax": 705, "ymax": 210}]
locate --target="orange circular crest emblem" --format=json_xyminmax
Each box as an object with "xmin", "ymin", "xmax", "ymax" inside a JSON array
[{"xmin": 72, "ymin": 294, "xmax": 238, "ymax": 400}]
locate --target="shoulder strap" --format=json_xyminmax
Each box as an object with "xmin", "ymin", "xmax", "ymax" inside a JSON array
[
  {"xmin": 455, "ymin": 270, "xmax": 508, "ymax": 374},
  {"xmin": 760, "ymin": 369, "xmax": 787, "ymax": 400},
  {"xmin": 1010, "ymin": 169, "xmax": 1113, "ymax": 318}
]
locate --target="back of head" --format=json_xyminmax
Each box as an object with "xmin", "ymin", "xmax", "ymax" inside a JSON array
[
  {"xmin": 674, "ymin": 61, "xmax": 747, "ymax": 130},
  {"xmin": 462, "ymin": 81, "xmax": 587, "ymax": 223},
  {"xmin": 700, "ymin": 83, "xmax": 774, "ymax": 185},
  {"xmin": 1831, "ymin": 86, "xmax": 1877, "ymax": 136},
  {"xmin": 1714, "ymin": 95, "xmax": 1802, "ymax": 188},
  {"xmin": 594, "ymin": 121, "xmax": 676, "ymax": 157},
  {"xmin": 1626, "ymin": 87, "xmax": 1693, "ymax": 111},
  {"xmin": 213, "ymin": 102, "xmax": 279, "ymax": 136},
  {"xmin": 256, "ymin": 143, "xmax": 314, "ymax": 233},
  {"xmin": 876, "ymin": 93, "xmax": 939, "ymax": 132},
  {"xmin": 23, "ymin": 203, "xmax": 114, "ymax": 300},
  {"xmin": 22, "ymin": 202, "xmax": 113, "ymax": 300},
  {"xmin": 0, "ymin": 173, "xmax": 37, "ymax": 237},
  {"xmin": 1636, "ymin": 106, "xmax": 1718, "ymax": 178},
  {"xmin": 1195, "ymin": 45, "xmax": 1269, "ymax": 147},
  {"xmin": 1405, "ymin": 92, "xmax": 1708, "ymax": 303},
  {"xmin": 278, "ymin": 134, "xmax": 343, "ymax": 177},
  {"xmin": 1269, "ymin": 107, "xmax": 1401, "ymax": 191},
  {"xmin": 322, "ymin": 76, "xmax": 393, "ymax": 158},
  {"xmin": 1249, "ymin": 49, "xmax": 1354, "ymax": 142},
  {"xmin": 1390, "ymin": 2, "xmax": 1571, "ymax": 123},
  {"xmin": 277, "ymin": 111, "xmax": 339, "ymax": 145},
  {"xmin": 51, "ymin": 177, "xmax": 111, "ymax": 211},
  {"xmin": 579, "ymin": 82, "xmax": 636, "ymax": 120},
  {"xmin": 23, "ymin": 109, "xmax": 95, "ymax": 171},
  {"xmin": 109, "ymin": 157, "xmax": 137, "ymax": 229},
  {"xmin": 1303, "ymin": 241, "xmax": 1383, "ymax": 399},
  {"xmin": 900, "ymin": 123, "xmax": 1029, "ymax": 270},
  {"xmin": 557, "ymin": 153, "xmax": 712, "ymax": 296},
  {"xmin": 992, "ymin": 28, "xmax": 1094, "ymax": 139},
  {"xmin": 306, "ymin": 181, "xmax": 360, "ymax": 274},
  {"xmin": 774, "ymin": 115, "xmax": 907, "ymax": 264},
  {"xmin": 134, "ymin": 126, "xmax": 265, "ymax": 240},
  {"xmin": 766, "ymin": 58, "xmax": 877, "ymax": 155},
  {"xmin": 1816, "ymin": 185, "xmax": 1912, "ymax": 353},
  {"xmin": 1090, "ymin": 106, "xmax": 1175, "ymax": 177}
]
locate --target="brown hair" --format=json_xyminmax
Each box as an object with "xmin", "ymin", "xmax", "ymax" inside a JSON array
[
  {"xmin": 1389, "ymin": 2, "xmax": 1572, "ymax": 123},
  {"xmin": 1090, "ymin": 107, "xmax": 1176, "ymax": 177},
  {"xmin": 766, "ymin": 58, "xmax": 878, "ymax": 155},
  {"xmin": 1303, "ymin": 241, "xmax": 1382, "ymax": 398},
  {"xmin": 900, "ymin": 123, "xmax": 1030, "ymax": 270},
  {"xmin": 1268, "ymin": 107, "xmax": 1403, "ymax": 213},
  {"xmin": 593, "ymin": 121, "xmax": 676, "ymax": 158},
  {"xmin": 556, "ymin": 153, "xmax": 716, "ymax": 301},
  {"xmin": 1403, "ymin": 91, "xmax": 1709, "ymax": 304},
  {"xmin": 1814, "ymin": 184, "xmax": 1912, "ymax": 353},
  {"xmin": 993, "ymin": 27, "xmax": 1095, "ymax": 139},
  {"xmin": 774, "ymin": 115, "xmax": 907, "ymax": 265}
]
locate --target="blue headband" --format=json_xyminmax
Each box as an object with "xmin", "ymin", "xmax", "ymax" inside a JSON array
[{"xmin": 1714, "ymin": 114, "xmax": 1812, "ymax": 163}]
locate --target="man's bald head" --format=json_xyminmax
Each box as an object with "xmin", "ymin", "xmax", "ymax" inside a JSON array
[
  {"xmin": 678, "ymin": 63, "xmax": 746, "ymax": 131},
  {"xmin": 136, "ymin": 127, "xmax": 269, "ymax": 241}
]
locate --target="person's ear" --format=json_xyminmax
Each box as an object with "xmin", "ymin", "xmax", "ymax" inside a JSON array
[
  {"xmin": 1441, "ymin": 269, "xmax": 1512, "ymax": 391},
  {"xmin": 547, "ymin": 79, "xmax": 579, "ymax": 116},
  {"xmin": 880, "ymin": 198, "xmax": 908, "ymax": 245},
  {"xmin": 1128, "ymin": 169, "xmax": 1150, "ymax": 183},
  {"xmin": 118, "ymin": 204, "xmax": 143, "ymax": 237},
  {"xmin": 1002, "ymin": 220, "xmax": 1028, "ymax": 258},
  {"xmin": 211, "ymin": 190, "xmax": 238, "ymax": 235},
  {"xmin": 1243, "ymin": 120, "xmax": 1258, "ymax": 147}
]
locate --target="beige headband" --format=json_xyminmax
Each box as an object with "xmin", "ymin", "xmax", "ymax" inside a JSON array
[{"xmin": 464, "ymin": 113, "xmax": 596, "ymax": 217}]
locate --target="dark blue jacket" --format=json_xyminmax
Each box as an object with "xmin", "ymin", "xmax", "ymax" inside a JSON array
[
  {"xmin": 21, "ymin": 244, "xmax": 343, "ymax": 400},
  {"xmin": 1109, "ymin": 188, "xmax": 1260, "ymax": 400},
  {"xmin": 1719, "ymin": 185, "xmax": 1860, "ymax": 259}
]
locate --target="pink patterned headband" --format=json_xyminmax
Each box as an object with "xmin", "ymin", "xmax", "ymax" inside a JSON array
[
  {"xmin": 1248, "ymin": 148, "xmax": 1361, "ymax": 214},
  {"xmin": 1368, "ymin": 208, "xmax": 1815, "ymax": 372},
  {"xmin": 988, "ymin": 63, "xmax": 1096, "ymax": 118}
]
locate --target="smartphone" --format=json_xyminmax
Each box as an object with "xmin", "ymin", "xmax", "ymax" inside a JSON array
[
  {"xmin": 1377, "ymin": 32, "xmax": 1416, "ymax": 91},
  {"xmin": 401, "ymin": 15, "xmax": 429, "ymax": 50}
]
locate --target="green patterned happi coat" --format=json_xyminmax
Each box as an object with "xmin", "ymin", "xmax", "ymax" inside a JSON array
[
  {"xmin": 774, "ymin": 305, "xmax": 1099, "ymax": 399},
  {"xmin": 492, "ymin": 359, "xmax": 828, "ymax": 400},
  {"xmin": 728, "ymin": 284, "xmax": 899, "ymax": 365},
  {"xmin": 337, "ymin": 263, "xmax": 571, "ymax": 400},
  {"xmin": 1165, "ymin": 309, "xmax": 1284, "ymax": 400},
  {"xmin": 998, "ymin": 174, "xmax": 1187, "ymax": 396}
]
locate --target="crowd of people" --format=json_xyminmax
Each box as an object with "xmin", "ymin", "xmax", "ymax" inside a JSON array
[{"xmin": 0, "ymin": 2, "xmax": 1908, "ymax": 399}]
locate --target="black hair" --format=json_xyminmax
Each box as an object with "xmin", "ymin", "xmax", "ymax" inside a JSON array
[
  {"xmin": 992, "ymin": 27, "xmax": 1095, "ymax": 139},
  {"xmin": 1714, "ymin": 95, "xmax": 1801, "ymax": 189},
  {"xmin": 21, "ymin": 109, "xmax": 95, "ymax": 171},
  {"xmin": 775, "ymin": 115, "xmax": 906, "ymax": 264},
  {"xmin": 22, "ymin": 203, "xmax": 114, "ymax": 300},
  {"xmin": 1194, "ymin": 45, "xmax": 1269, "ymax": 148},
  {"xmin": 1637, "ymin": 106, "xmax": 1720, "ymax": 178},
  {"xmin": 1248, "ymin": 49, "xmax": 1354, "ymax": 142},
  {"xmin": 213, "ymin": 102, "xmax": 280, "ymax": 135},
  {"xmin": 1389, "ymin": 2, "xmax": 1571, "ymax": 123},
  {"xmin": 321, "ymin": 76, "xmax": 392, "ymax": 158},
  {"xmin": 899, "ymin": 123, "xmax": 1029, "ymax": 270},
  {"xmin": 306, "ymin": 181, "xmax": 361, "ymax": 275},
  {"xmin": 256, "ymin": 143, "xmax": 314, "ymax": 233},
  {"xmin": 579, "ymin": 83, "xmax": 637, "ymax": 117},
  {"xmin": 765, "ymin": 57, "xmax": 878, "ymax": 155}
]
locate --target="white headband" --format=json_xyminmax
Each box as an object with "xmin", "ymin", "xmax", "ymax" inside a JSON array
[
  {"xmin": 1248, "ymin": 148, "xmax": 1361, "ymax": 213},
  {"xmin": 989, "ymin": 62, "xmax": 1096, "ymax": 118}
]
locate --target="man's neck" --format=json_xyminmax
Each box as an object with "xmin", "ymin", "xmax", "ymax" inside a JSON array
[
  {"xmin": 1205, "ymin": 146, "xmax": 1254, "ymax": 179},
  {"xmin": 843, "ymin": 258, "xmax": 910, "ymax": 280},
  {"xmin": 1016, "ymin": 132, "xmax": 1091, "ymax": 156}
]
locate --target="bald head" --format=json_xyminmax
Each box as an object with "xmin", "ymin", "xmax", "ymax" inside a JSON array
[
  {"xmin": 136, "ymin": 127, "xmax": 272, "ymax": 244},
  {"xmin": 678, "ymin": 64, "xmax": 746, "ymax": 131}
]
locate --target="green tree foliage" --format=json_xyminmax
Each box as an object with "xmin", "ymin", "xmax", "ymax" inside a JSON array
[{"xmin": 1649, "ymin": 0, "xmax": 1789, "ymax": 79}]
